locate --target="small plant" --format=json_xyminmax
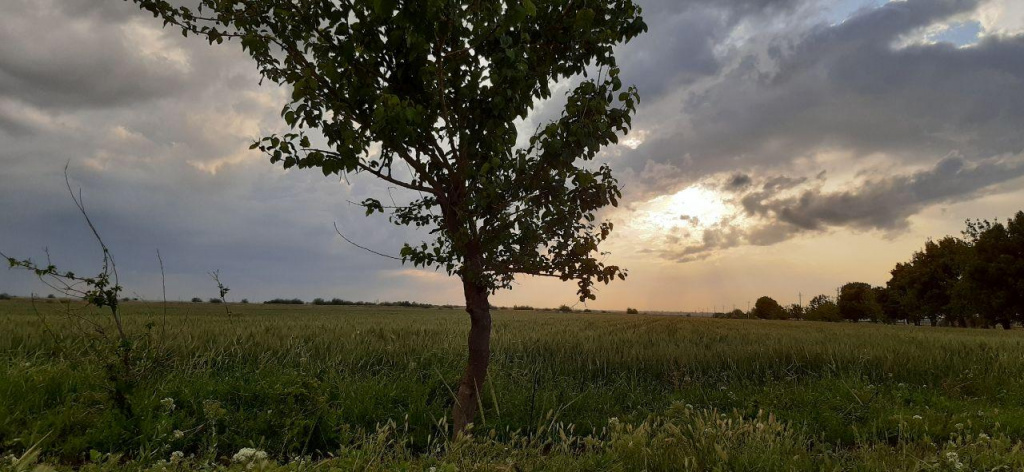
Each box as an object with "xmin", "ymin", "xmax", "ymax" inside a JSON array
[
  {"xmin": 626, "ymin": 307, "xmax": 639, "ymax": 314},
  {"xmin": 1, "ymin": 165, "xmax": 150, "ymax": 418},
  {"xmin": 191, "ymin": 297, "xmax": 203, "ymax": 303},
  {"xmin": 208, "ymin": 270, "xmax": 231, "ymax": 315},
  {"xmin": 558, "ymin": 305, "xmax": 573, "ymax": 313}
]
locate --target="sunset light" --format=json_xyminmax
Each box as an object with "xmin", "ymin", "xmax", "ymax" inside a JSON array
[{"xmin": 629, "ymin": 185, "xmax": 743, "ymax": 245}]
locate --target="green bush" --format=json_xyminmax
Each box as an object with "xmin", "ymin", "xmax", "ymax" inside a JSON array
[
  {"xmin": 558, "ymin": 305, "xmax": 573, "ymax": 313},
  {"xmin": 626, "ymin": 307, "xmax": 639, "ymax": 314}
]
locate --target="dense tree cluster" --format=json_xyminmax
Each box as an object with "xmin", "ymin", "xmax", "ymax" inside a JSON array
[
  {"xmin": 741, "ymin": 211, "xmax": 1024, "ymax": 328},
  {"xmin": 885, "ymin": 212, "xmax": 1024, "ymax": 328},
  {"xmin": 752, "ymin": 296, "xmax": 786, "ymax": 320}
]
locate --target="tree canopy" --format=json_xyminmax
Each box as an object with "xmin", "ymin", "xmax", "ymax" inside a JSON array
[
  {"xmin": 133, "ymin": 0, "xmax": 646, "ymax": 299},
  {"xmin": 752, "ymin": 296, "xmax": 786, "ymax": 320},
  {"xmin": 838, "ymin": 282, "xmax": 882, "ymax": 322}
]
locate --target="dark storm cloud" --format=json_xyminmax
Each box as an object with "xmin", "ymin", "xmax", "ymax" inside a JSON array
[
  {"xmin": 725, "ymin": 173, "xmax": 753, "ymax": 190},
  {"xmin": 0, "ymin": 0, "xmax": 445, "ymax": 302},
  {"xmin": 753, "ymin": 155, "xmax": 1024, "ymax": 230},
  {"xmin": 618, "ymin": 0, "xmax": 807, "ymax": 101},
  {"xmin": 637, "ymin": 0, "xmax": 1024, "ymax": 176},
  {"xmin": 653, "ymin": 153, "xmax": 1024, "ymax": 262},
  {"xmin": 0, "ymin": 1, "xmax": 195, "ymax": 111}
]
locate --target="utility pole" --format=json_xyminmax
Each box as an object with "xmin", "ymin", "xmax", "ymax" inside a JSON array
[{"xmin": 798, "ymin": 292, "xmax": 802, "ymax": 307}]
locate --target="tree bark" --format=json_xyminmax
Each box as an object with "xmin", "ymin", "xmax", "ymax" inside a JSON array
[
  {"xmin": 452, "ymin": 276, "xmax": 492, "ymax": 435},
  {"xmin": 1001, "ymin": 319, "xmax": 1012, "ymax": 330}
]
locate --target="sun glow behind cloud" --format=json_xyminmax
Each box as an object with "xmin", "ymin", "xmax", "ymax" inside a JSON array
[{"xmin": 627, "ymin": 185, "xmax": 746, "ymax": 248}]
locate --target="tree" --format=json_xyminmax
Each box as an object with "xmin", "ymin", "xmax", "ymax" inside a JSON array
[
  {"xmin": 886, "ymin": 237, "xmax": 971, "ymax": 327},
  {"xmin": 962, "ymin": 212, "xmax": 1024, "ymax": 329},
  {"xmin": 786, "ymin": 303, "xmax": 804, "ymax": 320},
  {"xmin": 838, "ymin": 282, "xmax": 882, "ymax": 322},
  {"xmin": 131, "ymin": 0, "xmax": 647, "ymax": 432},
  {"xmin": 751, "ymin": 296, "xmax": 786, "ymax": 320},
  {"xmin": 805, "ymin": 294, "xmax": 840, "ymax": 322},
  {"xmin": 871, "ymin": 286, "xmax": 899, "ymax": 324}
]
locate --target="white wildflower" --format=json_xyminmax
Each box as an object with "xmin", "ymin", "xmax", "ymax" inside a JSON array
[
  {"xmin": 170, "ymin": 451, "xmax": 184, "ymax": 464},
  {"xmin": 955, "ymin": 423, "xmax": 964, "ymax": 430},
  {"xmin": 173, "ymin": 429, "xmax": 185, "ymax": 439},
  {"xmin": 945, "ymin": 451, "xmax": 960, "ymax": 464},
  {"xmin": 160, "ymin": 397, "xmax": 176, "ymax": 412},
  {"xmin": 913, "ymin": 415, "xmax": 923, "ymax": 420},
  {"xmin": 232, "ymin": 448, "xmax": 268, "ymax": 464},
  {"xmin": 979, "ymin": 433, "xmax": 990, "ymax": 440}
]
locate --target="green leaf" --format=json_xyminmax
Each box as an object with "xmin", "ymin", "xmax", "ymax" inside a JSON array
[{"xmin": 523, "ymin": 0, "xmax": 537, "ymax": 16}]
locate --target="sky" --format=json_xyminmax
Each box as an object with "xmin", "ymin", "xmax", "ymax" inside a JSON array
[{"xmin": 2, "ymin": 0, "xmax": 1023, "ymax": 311}]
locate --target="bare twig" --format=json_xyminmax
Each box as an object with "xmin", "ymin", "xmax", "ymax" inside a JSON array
[
  {"xmin": 333, "ymin": 222, "xmax": 401, "ymax": 260},
  {"xmin": 157, "ymin": 249, "xmax": 167, "ymax": 338}
]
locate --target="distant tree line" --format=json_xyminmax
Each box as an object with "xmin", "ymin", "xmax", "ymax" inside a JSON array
[
  {"xmin": 723, "ymin": 211, "xmax": 1024, "ymax": 328},
  {"xmin": 310, "ymin": 298, "xmax": 443, "ymax": 308}
]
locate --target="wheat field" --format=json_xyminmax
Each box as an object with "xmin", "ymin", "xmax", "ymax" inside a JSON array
[{"xmin": 2, "ymin": 298, "xmax": 1024, "ymax": 470}]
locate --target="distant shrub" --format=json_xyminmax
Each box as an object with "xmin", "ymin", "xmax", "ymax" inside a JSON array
[
  {"xmin": 46, "ymin": 293, "xmax": 56, "ymax": 299},
  {"xmin": 191, "ymin": 297, "xmax": 203, "ymax": 303},
  {"xmin": 0, "ymin": 293, "xmax": 11, "ymax": 300},
  {"xmin": 312, "ymin": 297, "xmax": 327, "ymax": 305},
  {"xmin": 713, "ymin": 309, "xmax": 747, "ymax": 319},
  {"xmin": 512, "ymin": 305, "xmax": 534, "ymax": 311},
  {"xmin": 208, "ymin": 298, "xmax": 223, "ymax": 304},
  {"xmin": 626, "ymin": 307, "xmax": 639, "ymax": 314},
  {"xmin": 264, "ymin": 298, "xmax": 305, "ymax": 305},
  {"xmin": 380, "ymin": 300, "xmax": 435, "ymax": 308},
  {"xmin": 583, "ymin": 309, "xmax": 592, "ymax": 313},
  {"xmin": 240, "ymin": 298, "xmax": 249, "ymax": 304},
  {"xmin": 558, "ymin": 305, "xmax": 573, "ymax": 313}
]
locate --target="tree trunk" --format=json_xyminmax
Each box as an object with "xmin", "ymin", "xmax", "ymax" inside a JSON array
[
  {"xmin": 453, "ymin": 276, "xmax": 492, "ymax": 435},
  {"xmin": 1001, "ymin": 319, "xmax": 1012, "ymax": 330}
]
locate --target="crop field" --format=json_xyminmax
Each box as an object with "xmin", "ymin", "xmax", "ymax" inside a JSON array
[{"xmin": 3, "ymin": 298, "xmax": 1024, "ymax": 471}]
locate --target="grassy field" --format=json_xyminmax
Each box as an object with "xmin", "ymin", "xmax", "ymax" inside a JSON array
[{"xmin": 3, "ymin": 298, "xmax": 1024, "ymax": 470}]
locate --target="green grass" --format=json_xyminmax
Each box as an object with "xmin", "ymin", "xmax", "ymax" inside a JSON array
[{"xmin": 3, "ymin": 298, "xmax": 1024, "ymax": 470}]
